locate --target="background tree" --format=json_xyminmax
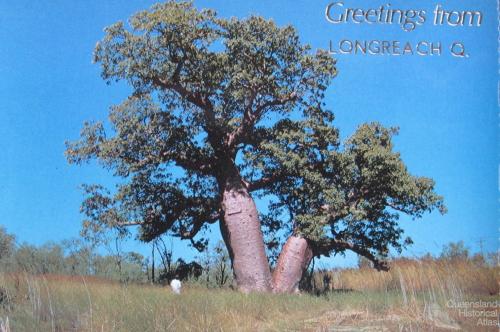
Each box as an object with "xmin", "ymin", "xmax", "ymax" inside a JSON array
[
  {"xmin": 12, "ymin": 243, "xmax": 64, "ymax": 274},
  {"xmin": 259, "ymin": 123, "xmax": 446, "ymax": 292},
  {"xmin": 0, "ymin": 227, "xmax": 16, "ymax": 272},
  {"xmin": 440, "ymin": 241, "xmax": 469, "ymax": 261},
  {"xmin": 66, "ymin": 1, "xmax": 444, "ymax": 293},
  {"xmin": 62, "ymin": 238, "xmax": 95, "ymax": 275}
]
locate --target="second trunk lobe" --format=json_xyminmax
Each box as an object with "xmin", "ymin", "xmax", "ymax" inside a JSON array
[{"xmin": 272, "ymin": 235, "xmax": 313, "ymax": 293}]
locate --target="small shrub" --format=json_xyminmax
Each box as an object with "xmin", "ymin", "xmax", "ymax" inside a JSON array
[{"xmin": 0, "ymin": 287, "xmax": 11, "ymax": 311}]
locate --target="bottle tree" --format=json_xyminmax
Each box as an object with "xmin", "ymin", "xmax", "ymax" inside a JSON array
[{"xmin": 66, "ymin": 1, "xmax": 445, "ymax": 293}]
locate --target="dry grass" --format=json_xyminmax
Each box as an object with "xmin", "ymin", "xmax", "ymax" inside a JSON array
[
  {"xmin": 311, "ymin": 258, "xmax": 498, "ymax": 296},
  {"xmin": 0, "ymin": 258, "xmax": 498, "ymax": 331}
]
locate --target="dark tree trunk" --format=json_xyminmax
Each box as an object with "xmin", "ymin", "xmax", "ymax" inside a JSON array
[
  {"xmin": 272, "ymin": 235, "xmax": 313, "ymax": 293},
  {"xmin": 151, "ymin": 242, "xmax": 155, "ymax": 283},
  {"xmin": 219, "ymin": 173, "xmax": 273, "ymax": 293}
]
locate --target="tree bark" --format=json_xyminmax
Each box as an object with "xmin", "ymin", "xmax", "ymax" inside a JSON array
[
  {"xmin": 219, "ymin": 175, "xmax": 273, "ymax": 293},
  {"xmin": 272, "ymin": 235, "xmax": 313, "ymax": 293}
]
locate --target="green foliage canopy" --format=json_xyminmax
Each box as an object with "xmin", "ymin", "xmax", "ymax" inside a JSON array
[
  {"xmin": 66, "ymin": 1, "xmax": 335, "ymax": 251},
  {"xmin": 66, "ymin": 1, "xmax": 445, "ymax": 268},
  {"xmin": 257, "ymin": 123, "xmax": 446, "ymax": 268}
]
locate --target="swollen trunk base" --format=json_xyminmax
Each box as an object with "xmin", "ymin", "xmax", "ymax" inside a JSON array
[
  {"xmin": 273, "ymin": 235, "xmax": 313, "ymax": 293},
  {"xmin": 221, "ymin": 186, "xmax": 272, "ymax": 293}
]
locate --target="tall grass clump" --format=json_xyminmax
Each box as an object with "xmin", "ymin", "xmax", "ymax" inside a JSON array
[{"xmin": 310, "ymin": 257, "xmax": 498, "ymax": 297}]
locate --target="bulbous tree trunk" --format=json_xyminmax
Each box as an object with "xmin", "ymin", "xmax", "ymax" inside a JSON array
[
  {"xmin": 219, "ymin": 174, "xmax": 273, "ymax": 293},
  {"xmin": 272, "ymin": 235, "xmax": 313, "ymax": 293}
]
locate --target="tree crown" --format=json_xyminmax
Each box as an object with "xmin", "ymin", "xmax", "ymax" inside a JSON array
[{"xmin": 66, "ymin": 1, "xmax": 445, "ymax": 266}]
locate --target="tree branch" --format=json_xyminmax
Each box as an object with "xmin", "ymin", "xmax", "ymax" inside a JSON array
[
  {"xmin": 116, "ymin": 211, "xmax": 220, "ymax": 229},
  {"xmin": 226, "ymin": 89, "xmax": 258, "ymax": 149},
  {"xmin": 227, "ymin": 91, "xmax": 298, "ymax": 150},
  {"xmin": 152, "ymin": 77, "xmax": 212, "ymax": 112},
  {"xmin": 179, "ymin": 210, "xmax": 220, "ymax": 240},
  {"xmin": 255, "ymin": 92, "xmax": 298, "ymax": 116},
  {"xmin": 116, "ymin": 220, "xmax": 148, "ymax": 226},
  {"xmin": 160, "ymin": 149, "xmax": 214, "ymax": 176},
  {"xmin": 150, "ymin": 76, "xmax": 220, "ymax": 142},
  {"xmin": 247, "ymin": 174, "xmax": 282, "ymax": 192},
  {"xmin": 312, "ymin": 238, "xmax": 389, "ymax": 271}
]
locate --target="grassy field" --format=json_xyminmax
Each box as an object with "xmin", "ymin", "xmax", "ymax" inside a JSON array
[{"xmin": 0, "ymin": 259, "xmax": 498, "ymax": 331}]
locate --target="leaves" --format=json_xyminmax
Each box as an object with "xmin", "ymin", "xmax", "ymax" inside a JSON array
[
  {"xmin": 67, "ymin": 1, "xmax": 337, "ymax": 247},
  {"xmin": 256, "ymin": 122, "xmax": 446, "ymax": 267},
  {"xmin": 67, "ymin": 1, "xmax": 444, "ymax": 268}
]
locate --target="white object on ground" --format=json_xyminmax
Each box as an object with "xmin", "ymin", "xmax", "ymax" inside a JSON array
[
  {"xmin": 170, "ymin": 279, "xmax": 182, "ymax": 294},
  {"xmin": 0, "ymin": 317, "xmax": 10, "ymax": 332}
]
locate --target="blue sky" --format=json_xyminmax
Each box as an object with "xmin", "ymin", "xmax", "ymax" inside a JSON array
[{"xmin": 0, "ymin": 0, "xmax": 497, "ymax": 267}]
